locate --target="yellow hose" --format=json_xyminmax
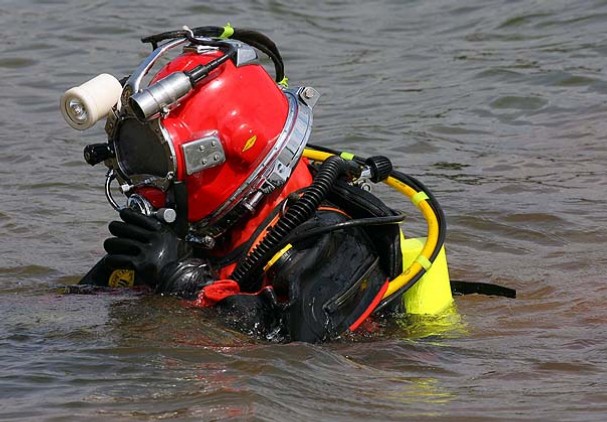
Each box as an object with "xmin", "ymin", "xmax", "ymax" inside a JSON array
[
  {"xmin": 302, "ymin": 148, "xmax": 442, "ymax": 301},
  {"xmin": 381, "ymin": 176, "xmax": 440, "ymax": 298}
]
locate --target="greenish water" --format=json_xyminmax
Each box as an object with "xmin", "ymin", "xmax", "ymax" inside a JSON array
[{"xmin": 1, "ymin": 0, "xmax": 607, "ymax": 420}]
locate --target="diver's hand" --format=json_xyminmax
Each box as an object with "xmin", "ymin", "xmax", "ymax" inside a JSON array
[
  {"xmin": 103, "ymin": 208, "xmax": 192, "ymax": 287},
  {"xmin": 155, "ymin": 258, "xmax": 216, "ymax": 299}
]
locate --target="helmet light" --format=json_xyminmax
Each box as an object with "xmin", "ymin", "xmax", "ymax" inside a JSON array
[{"xmin": 60, "ymin": 73, "xmax": 122, "ymax": 130}]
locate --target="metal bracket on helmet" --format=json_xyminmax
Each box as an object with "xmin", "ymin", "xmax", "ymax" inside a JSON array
[
  {"xmin": 298, "ymin": 87, "xmax": 320, "ymax": 108},
  {"xmin": 182, "ymin": 134, "xmax": 226, "ymax": 175},
  {"xmin": 184, "ymin": 39, "xmax": 258, "ymax": 67},
  {"xmin": 234, "ymin": 42, "xmax": 259, "ymax": 67}
]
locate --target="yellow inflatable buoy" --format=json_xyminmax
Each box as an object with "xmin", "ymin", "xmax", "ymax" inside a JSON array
[{"xmin": 401, "ymin": 237, "xmax": 453, "ymax": 315}]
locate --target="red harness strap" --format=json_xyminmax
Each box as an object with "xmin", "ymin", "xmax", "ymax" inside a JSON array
[{"xmin": 348, "ymin": 279, "xmax": 390, "ymax": 332}]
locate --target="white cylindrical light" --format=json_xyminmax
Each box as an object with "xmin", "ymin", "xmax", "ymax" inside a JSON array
[{"xmin": 60, "ymin": 73, "xmax": 122, "ymax": 130}]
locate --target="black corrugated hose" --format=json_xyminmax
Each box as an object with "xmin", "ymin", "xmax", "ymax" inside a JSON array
[{"xmin": 231, "ymin": 155, "xmax": 351, "ymax": 292}]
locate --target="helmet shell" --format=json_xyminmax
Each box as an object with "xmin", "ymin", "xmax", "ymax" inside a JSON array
[{"xmin": 153, "ymin": 50, "xmax": 289, "ymax": 223}]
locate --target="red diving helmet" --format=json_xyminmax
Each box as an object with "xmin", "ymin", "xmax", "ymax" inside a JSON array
[{"xmin": 82, "ymin": 27, "xmax": 319, "ymax": 246}]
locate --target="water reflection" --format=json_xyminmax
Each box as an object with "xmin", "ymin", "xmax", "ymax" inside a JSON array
[{"xmin": 394, "ymin": 305, "xmax": 468, "ymax": 340}]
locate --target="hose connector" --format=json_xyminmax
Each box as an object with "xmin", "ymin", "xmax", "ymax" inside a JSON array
[{"xmin": 365, "ymin": 156, "xmax": 392, "ymax": 183}]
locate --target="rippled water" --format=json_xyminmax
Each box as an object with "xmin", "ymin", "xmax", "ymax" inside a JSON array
[{"xmin": 2, "ymin": 0, "xmax": 607, "ymax": 420}]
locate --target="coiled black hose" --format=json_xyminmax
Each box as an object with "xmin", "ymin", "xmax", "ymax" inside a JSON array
[{"xmin": 232, "ymin": 155, "xmax": 351, "ymax": 292}]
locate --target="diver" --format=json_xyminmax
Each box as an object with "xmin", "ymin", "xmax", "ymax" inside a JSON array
[{"xmin": 61, "ymin": 25, "xmax": 512, "ymax": 343}]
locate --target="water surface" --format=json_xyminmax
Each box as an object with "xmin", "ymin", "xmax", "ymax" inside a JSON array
[{"xmin": 1, "ymin": 0, "xmax": 607, "ymax": 420}]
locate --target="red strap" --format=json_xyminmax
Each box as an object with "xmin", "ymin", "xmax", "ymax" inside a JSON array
[
  {"xmin": 348, "ymin": 280, "xmax": 390, "ymax": 332},
  {"xmin": 193, "ymin": 279, "xmax": 240, "ymax": 308}
]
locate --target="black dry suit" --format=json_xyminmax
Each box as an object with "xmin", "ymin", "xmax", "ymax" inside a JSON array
[
  {"xmin": 212, "ymin": 178, "xmax": 403, "ymax": 343},
  {"xmin": 79, "ymin": 163, "xmax": 403, "ymax": 343}
]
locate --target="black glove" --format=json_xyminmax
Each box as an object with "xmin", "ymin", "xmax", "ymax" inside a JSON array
[
  {"xmin": 155, "ymin": 258, "xmax": 216, "ymax": 299},
  {"xmin": 103, "ymin": 208, "xmax": 193, "ymax": 288}
]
